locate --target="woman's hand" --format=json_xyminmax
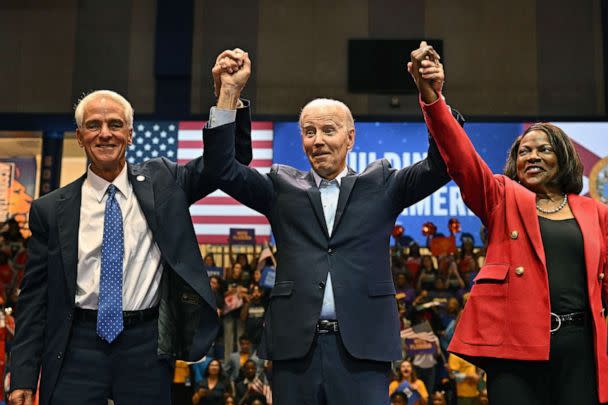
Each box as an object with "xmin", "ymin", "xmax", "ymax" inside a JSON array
[{"xmin": 407, "ymin": 41, "xmax": 444, "ymax": 104}]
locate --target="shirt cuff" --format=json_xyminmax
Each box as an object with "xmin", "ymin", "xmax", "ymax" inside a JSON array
[{"xmin": 208, "ymin": 107, "xmax": 237, "ymax": 128}]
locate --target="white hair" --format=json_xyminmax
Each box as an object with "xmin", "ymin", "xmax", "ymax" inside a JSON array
[
  {"xmin": 74, "ymin": 90, "xmax": 134, "ymax": 129},
  {"xmin": 299, "ymin": 98, "xmax": 355, "ymax": 129}
]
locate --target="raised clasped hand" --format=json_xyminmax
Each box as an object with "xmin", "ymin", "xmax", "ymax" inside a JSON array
[
  {"xmin": 407, "ymin": 41, "xmax": 444, "ymax": 102},
  {"xmin": 212, "ymin": 48, "xmax": 251, "ymax": 98}
]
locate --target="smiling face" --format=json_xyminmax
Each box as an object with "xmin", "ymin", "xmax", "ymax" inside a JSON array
[
  {"xmin": 505, "ymin": 123, "xmax": 583, "ymax": 195},
  {"xmin": 76, "ymin": 96, "xmax": 132, "ymax": 181},
  {"xmin": 300, "ymin": 100, "xmax": 354, "ymax": 180},
  {"xmin": 515, "ymin": 130, "xmax": 560, "ymax": 194}
]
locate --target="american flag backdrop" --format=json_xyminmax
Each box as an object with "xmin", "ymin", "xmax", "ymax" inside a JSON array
[{"xmin": 127, "ymin": 121, "xmax": 273, "ymax": 244}]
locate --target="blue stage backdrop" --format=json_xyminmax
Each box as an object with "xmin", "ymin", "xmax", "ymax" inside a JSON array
[{"xmin": 273, "ymin": 121, "xmax": 524, "ymax": 246}]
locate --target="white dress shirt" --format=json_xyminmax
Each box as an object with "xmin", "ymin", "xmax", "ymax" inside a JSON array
[{"xmin": 76, "ymin": 165, "xmax": 163, "ymax": 310}]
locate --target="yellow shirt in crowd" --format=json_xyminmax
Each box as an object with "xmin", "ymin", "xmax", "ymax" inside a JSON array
[{"xmin": 448, "ymin": 354, "xmax": 478, "ymax": 398}]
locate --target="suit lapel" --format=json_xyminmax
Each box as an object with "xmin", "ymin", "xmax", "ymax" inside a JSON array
[
  {"xmin": 513, "ymin": 183, "xmax": 546, "ymax": 268},
  {"xmin": 332, "ymin": 169, "xmax": 357, "ymax": 235},
  {"xmin": 128, "ymin": 165, "xmax": 158, "ymax": 233},
  {"xmin": 57, "ymin": 175, "xmax": 86, "ymax": 300},
  {"xmin": 303, "ymin": 172, "xmax": 329, "ymax": 238},
  {"xmin": 569, "ymin": 194, "xmax": 601, "ymax": 285}
]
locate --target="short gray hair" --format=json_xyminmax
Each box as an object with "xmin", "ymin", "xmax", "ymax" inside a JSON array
[
  {"xmin": 299, "ymin": 98, "xmax": 355, "ymax": 129},
  {"xmin": 74, "ymin": 90, "xmax": 134, "ymax": 129}
]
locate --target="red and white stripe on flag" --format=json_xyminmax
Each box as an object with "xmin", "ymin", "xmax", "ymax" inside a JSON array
[{"xmin": 178, "ymin": 121, "xmax": 273, "ymax": 244}]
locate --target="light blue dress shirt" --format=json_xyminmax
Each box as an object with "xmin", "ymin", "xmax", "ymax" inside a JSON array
[
  {"xmin": 312, "ymin": 168, "xmax": 348, "ymax": 320},
  {"xmin": 208, "ymin": 104, "xmax": 346, "ymax": 320},
  {"xmin": 208, "ymin": 106, "xmax": 237, "ymax": 128}
]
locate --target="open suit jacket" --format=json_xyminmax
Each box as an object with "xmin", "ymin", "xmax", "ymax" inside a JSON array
[
  {"xmin": 9, "ymin": 106, "xmax": 252, "ymax": 405},
  {"xmin": 202, "ymin": 117, "xmax": 451, "ymax": 363},
  {"xmin": 421, "ymin": 97, "xmax": 608, "ymax": 403}
]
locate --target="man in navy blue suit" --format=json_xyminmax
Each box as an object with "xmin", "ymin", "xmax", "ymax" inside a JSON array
[
  {"xmin": 204, "ymin": 50, "xmax": 458, "ymax": 404},
  {"xmin": 9, "ymin": 57, "xmax": 253, "ymax": 404}
]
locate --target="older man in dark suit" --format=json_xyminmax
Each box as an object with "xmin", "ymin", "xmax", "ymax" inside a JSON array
[
  {"xmin": 203, "ymin": 50, "xmax": 460, "ymax": 404},
  {"xmin": 9, "ymin": 59, "xmax": 252, "ymax": 404}
]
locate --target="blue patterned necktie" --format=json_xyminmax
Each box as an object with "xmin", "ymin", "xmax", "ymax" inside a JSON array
[{"xmin": 97, "ymin": 184, "xmax": 124, "ymax": 343}]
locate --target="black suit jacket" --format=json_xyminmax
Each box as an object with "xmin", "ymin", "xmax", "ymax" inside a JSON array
[
  {"xmin": 203, "ymin": 117, "xmax": 451, "ymax": 362},
  {"xmin": 9, "ymin": 106, "xmax": 252, "ymax": 404}
]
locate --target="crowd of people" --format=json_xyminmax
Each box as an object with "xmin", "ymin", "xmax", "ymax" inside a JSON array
[
  {"xmin": 0, "ymin": 219, "xmax": 27, "ymax": 310},
  {"xmin": 389, "ymin": 238, "xmax": 489, "ymax": 405},
  {"xmin": 0, "ymin": 219, "xmax": 26, "ymax": 403},
  {"xmin": 165, "ymin": 236, "xmax": 490, "ymax": 405},
  {"xmin": 2, "ymin": 214, "xmax": 492, "ymax": 405},
  {"xmin": 0, "ymin": 220, "xmax": 494, "ymax": 405},
  {"xmin": 175, "ymin": 248, "xmax": 274, "ymax": 405}
]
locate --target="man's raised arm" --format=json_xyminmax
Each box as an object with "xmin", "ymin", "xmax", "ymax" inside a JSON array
[{"xmin": 203, "ymin": 49, "xmax": 274, "ymax": 217}]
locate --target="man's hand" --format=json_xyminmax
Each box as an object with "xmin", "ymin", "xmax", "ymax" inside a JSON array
[
  {"xmin": 212, "ymin": 48, "xmax": 251, "ymax": 109},
  {"xmin": 212, "ymin": 49, "xmax": 245, "ymax": 98},
  {"xmin": 407, "ymin": 41, "xmax": 444, "ymax": 104},
  {"xmin": 9, "ymin": 389, "xmax": 34, "ymax": 405}
]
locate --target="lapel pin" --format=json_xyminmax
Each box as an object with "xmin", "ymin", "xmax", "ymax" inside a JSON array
[{"xmin": 136, "ymin": 175, "xmax": 145, "ymax": 182}]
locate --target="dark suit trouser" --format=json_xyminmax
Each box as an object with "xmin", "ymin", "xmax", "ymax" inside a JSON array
[
  {"xmin": 485, "ymin": 321, "xmax": 602, "ymax": 405},
  {"xmin": 272, "ymin": 332, "xmax": 390, "ymax": 405},
  {"xmin": 51, "ymin": 317, "xmax": 172, "ymax": 405}
]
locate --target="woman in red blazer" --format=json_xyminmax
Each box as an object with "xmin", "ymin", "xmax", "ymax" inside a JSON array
[{"xmin": 408, "ymin": 43, "xmax": 608, "ymax": 405}]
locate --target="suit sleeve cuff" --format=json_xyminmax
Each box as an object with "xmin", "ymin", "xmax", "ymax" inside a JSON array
[{"xmin": 9, "ymin": 368, "xmax": 38, "ymax": 392}]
